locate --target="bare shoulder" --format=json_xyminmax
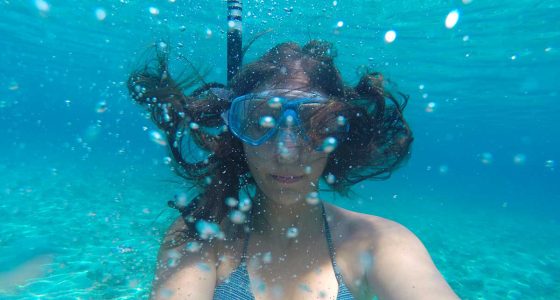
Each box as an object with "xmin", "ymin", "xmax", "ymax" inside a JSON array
[
  {"xmin": 324, "ymin": 203, "xmax": 403, "ymax": 242},
  {"xmin": 150, "ymin": 216, "xmax": 217, "ymax": 300},
  {"xmin": 326, "ymin": 204, "xmax": 458, "ymax": 300}
]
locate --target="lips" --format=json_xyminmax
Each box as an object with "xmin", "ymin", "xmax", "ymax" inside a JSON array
[{"xmin": 270, "ymin": 174, "xmax": 305, "ymax": 184}]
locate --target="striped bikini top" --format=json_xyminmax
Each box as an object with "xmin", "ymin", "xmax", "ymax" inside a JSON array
[{"xmin": 213, "ymin": 202, "xmax": 355, "ymax": 299}]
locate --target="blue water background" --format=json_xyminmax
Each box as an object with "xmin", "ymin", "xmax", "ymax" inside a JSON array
[{"xmin": 0, "ymin": 0, "xmax": 559, "ymax": 299}]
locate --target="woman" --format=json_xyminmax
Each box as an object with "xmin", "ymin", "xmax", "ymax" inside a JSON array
[{"xmin": 128, "ymin": 40, "xmax": 459, "ymax": 300}]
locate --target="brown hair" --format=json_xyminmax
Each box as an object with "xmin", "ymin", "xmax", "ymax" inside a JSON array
[{"xmin": 127, "ymin": 40, "xmax": 413, "ymax": 246}]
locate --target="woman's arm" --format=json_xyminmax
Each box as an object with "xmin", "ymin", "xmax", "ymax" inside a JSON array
[
  {"xmin": 366, "ymin": 221, "xmax": 459, "ymax": 300},
  {"xmin": 150, "ymin": 217, "xmax": 217, "ymax": 300}
]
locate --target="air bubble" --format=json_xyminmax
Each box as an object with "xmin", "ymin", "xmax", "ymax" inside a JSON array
[
  {"xmin": 197, "ymin": 262, "xmax": 211, "ymax": 272},
  {"xmin": 544, "ymin": 160, "xmax": 555, "ymax": 170},
  {"xmin": 185, "ymin": 241, "xmax": 202, "ymax": 252},
  {"xmin": 262, "ymin": 252, "xmax": 272, "ymax": 264},
  {"xmin": 267, "ymin": 97, "xmax": 282, "ymax": 108},
  {"xmin": 229, "ymin": 210, "xmax": 246, "ymax": 224},
  {"xmin": 166, "ymin": 249, "xmax": 180, "ymax": 267},
  {"xmin": 286, "ymin": 227, "xmax": 299, "ymax": 238},
  {"xmin": 195, "ymin": 219, "xmax": 222, "ymax": 240},
  {"xmin": 304, "ymin": 166, "xmax": 312, "ymax": 174},
  {"xmin": 95, "ymin": 100, "xmax": 108, "ymax": 113},
  {"xmin": 480, "ymin": 152, "xmax": 493, "ymax": 164},
  {"xmin": 149, "ymin": 6, "xmax": 160, "ymax": 15},
  {"xmin": 336, "ymin": 116, "xmax": 346, "ymax": 126},
  {"xmin": 35, "ymin": 0, "xmax": 50, "ymax": 13},
  {"xmin": 238, "ymin": 198, "xmax": 252, "ymax": 212},
  {"xmin": 305, "ymin": 192, "xmax": 320, "ymax": 205},
  {"xmin": 225, "ymin": 197, "xmax": 238, "ymax": 207},
  {"xmin": 384, "ymin": 30, "xmax": 396, "ymax": 43},
  {"xmin": 174, "ymin": 193, "xmax": 188, "ymax": 207},
  {"xmin": 285, "ymin": 115, "xmax": 295, "ymax": 126},
  {"xmin": 322, "ymin": 137, "xmax": 338, "ymax": 153},
  {"xmin": 149, "ymin": 130, "xmax": 167, "ymax": 146},
  {"xmin": 326, "ymin": 173, "xmax": 336, "ymax": 184},
  {"xmin": 513, "ymin": 153, "xmax": 526, "ymax": 165},
  {"xmin": 189, "ymin": 122, "xmax": 200, "ymax": 130},
  {"xmin": 425, "ymin": 102, "xmax": 436, "ymax": 113},
  {"xmin": 95, "ymin": 8, "xmax": 107, "ymax": 21},
  {"xmin": 445, "ymin": 10, "xmax": 459, "ymax": 29},
  {"xmin": 259, "ymin": 116, "xmax": 276, "ymax": 128}
]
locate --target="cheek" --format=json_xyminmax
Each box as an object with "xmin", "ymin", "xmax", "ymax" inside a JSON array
[
  {"xmin": 307, "ymin": 156, "xmax": 328, "ymax": 179},
  {"xmin": 243, "ymin": 144, "xmax": 267, "ymax": 178}
]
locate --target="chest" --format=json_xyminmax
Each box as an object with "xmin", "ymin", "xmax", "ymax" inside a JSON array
[{"xmin": 215, "ymin": 233, "xmax": 366, "ymax": 300}]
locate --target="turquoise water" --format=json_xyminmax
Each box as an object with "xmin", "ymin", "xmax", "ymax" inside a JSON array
[{"xmin": 1, "ymin": 0, "xmax": 559, "ymax": 299}]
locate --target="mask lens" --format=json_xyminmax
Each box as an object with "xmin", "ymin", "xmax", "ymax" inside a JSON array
[
  {"xmin": 300, "ymin": 102, "xmax": 348, "ymax": 148},
  {"xmin": 235, "ymin": 97, "xmax": 282, "ymax": 142}
]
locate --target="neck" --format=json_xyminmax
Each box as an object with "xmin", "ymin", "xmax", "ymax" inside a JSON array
[{"xmin": 250, "ymin": 189, "xmax": 324, "ymax": 241}]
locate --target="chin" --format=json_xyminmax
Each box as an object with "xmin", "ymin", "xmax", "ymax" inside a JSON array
[{"xmin": 265, "ymin": 189, "xmax": 306, "ymax": 206}]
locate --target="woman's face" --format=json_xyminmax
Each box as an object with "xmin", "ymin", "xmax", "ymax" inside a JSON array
[{"xmin": 243, "ymin": 78, "xmax": 330, "ymax": 206}]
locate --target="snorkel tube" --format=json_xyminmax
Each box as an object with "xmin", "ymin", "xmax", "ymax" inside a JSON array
[{"xmin": 227, "ymin": 0, "xmax": 243, "ymax": 82}]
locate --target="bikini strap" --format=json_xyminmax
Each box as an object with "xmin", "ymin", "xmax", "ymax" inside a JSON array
[
  {"xmin": 241, "ymin": 232, "xmax": 251, "ymax": 264},
  {"xmin": 321, "ymin": 202, "xmax": 345, "ymax": 286}
]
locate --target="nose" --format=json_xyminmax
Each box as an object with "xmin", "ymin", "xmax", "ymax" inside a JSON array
[{"xmin": 274, "ymin": 110, "xmax": 301, "ymax": 163}]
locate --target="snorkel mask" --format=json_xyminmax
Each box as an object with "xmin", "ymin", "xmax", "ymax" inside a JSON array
[{"xmin": 221, "ymin": 91, "xmax": 349, "ymax": 153}]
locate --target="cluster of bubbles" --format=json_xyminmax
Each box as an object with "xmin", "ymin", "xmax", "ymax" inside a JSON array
[
  {"xmin": 478, "ymin": 152, "xmax": 556, "ymax": 170},
  {"xmin": 226, "ymin": 197, "xmax": 252, "ymax": 225},
  {"xmin": 382, "ymin": 5, "xmax": 467, "ymax": 44},
  {"xmin": 195, "ymin": 219, "xmax": 223, "ymax": 240}
]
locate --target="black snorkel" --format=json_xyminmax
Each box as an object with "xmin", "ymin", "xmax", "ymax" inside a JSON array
[{"xmin": 227, "ymin": 0, "xmax": 243, "ymax": 83}]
